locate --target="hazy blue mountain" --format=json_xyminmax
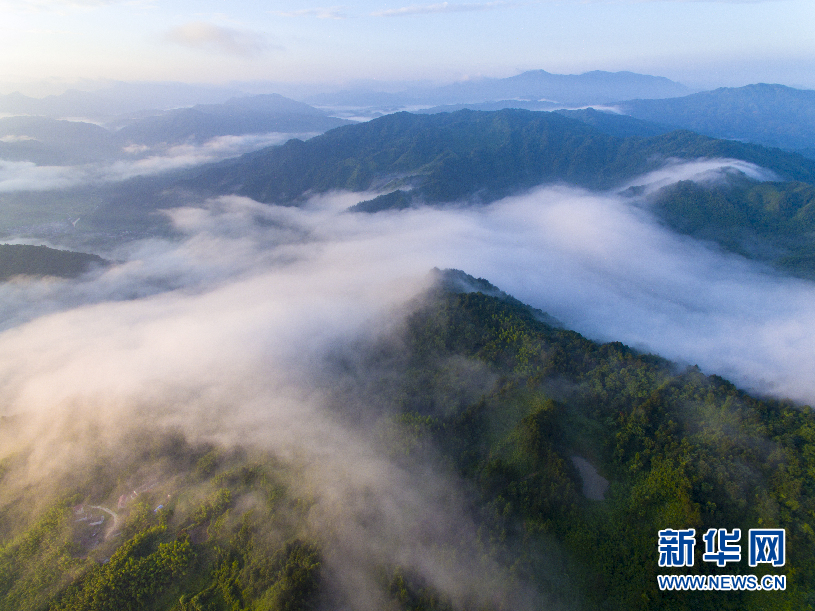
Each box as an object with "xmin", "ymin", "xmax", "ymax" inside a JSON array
[
  {"xmin": 0, "ymin": 116, "xmax": 123, "ymax": 164},
  {"xmin": 306, "ymin": 69, "xmax": 690, "ymax": 108},
  {"xmin": 433, "ymin": 69, "xmax": 691, "ymax": 105},
  {"xmin": 114, "ymin": 94, "xmax": 351, "ymax": 146},
  {"xmin": 0, "ymin": 243, "xmax": 106, "ymax": 280},
  {"xmin": 186, "ymin": 109, "xmax": 815, "ymax": 207},
  {"xmin": 0, "ymin": 94, "xmax": 350, "ymax": 167},
  {"xmin": 0, "ymin": 82, "xmax": 244, "ymax": 120},
  {"xmin": 618, "ymin": 84, "xmax": 815, "ymax": 154}
]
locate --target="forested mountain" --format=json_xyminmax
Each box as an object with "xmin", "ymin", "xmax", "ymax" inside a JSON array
[
  {"xmin": 411, "ymin": 84, "xmax": 815, "ymax": 161},
  {"xmin": 6, "ymin": 106, "xmax": 815, "ymax": 281},
  {"xmin": 553, "ymin": 108, "xmax": 675, "ymax": 139},
  {"xmin": 618, "ymin": 84, "xmax": 815, "ymax": 156},
  {"xmin": 187, "ymin": 108, "xmax": 815, "ymax": 207},
  {"xmin": 176, "ymin": 108, "xmax": 815, "ymax": 278},
  {"xmin": 0, "ymin": 269, "xmax": 811, "ymax": 610}
]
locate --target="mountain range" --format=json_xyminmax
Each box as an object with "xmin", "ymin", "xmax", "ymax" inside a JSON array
[
  {"xmin": 305, "ymin": 69, "xmax": 691, "ymax": 109},
  {"xmin": 6, "ymin": 103, "xmax": 815, "ymax": 278},
  {"xmin": 171, "ymin": 108, "xmax": 815, "ymax": 281},
  {"xmin": 184, "ymin": 109, "xmax": 815, "ymax": 206}
]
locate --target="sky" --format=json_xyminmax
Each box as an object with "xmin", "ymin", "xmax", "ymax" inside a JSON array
[{"xmin": 0, "ymin": 0, "xmax": 814, "ymax": 95}]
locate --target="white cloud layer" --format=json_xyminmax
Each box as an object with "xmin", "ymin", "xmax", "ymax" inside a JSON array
[
  {"xmin": 372, "ymin": 1, "xmax": 519, "ymax": 16},
  {"xmin": 0, "ymin": 192, "xmax": 535, "ymax": 610},
  {"xmin": 273, "ymin": 7, "xmax": 347, "ymax": 19},
  {"xmin": 163, "ymin": 21, "xmax": 269, "ymax": 56},
  {"xmin": 1, "ymin": 160, "xmax": 814, "ymax": 406},
  {"xmin": 0, "ymin": 132, "xmax": 310, "ymax": 191}
]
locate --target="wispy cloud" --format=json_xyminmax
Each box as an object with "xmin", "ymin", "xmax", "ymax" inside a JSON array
[
  {"xmin": 0, "ymin": 133, "xmax": 308, "ymax": 192},
  {"xmin": 577, "ymin": 0, "xmax": 786, "ymax": 3},
  {"xmin": 371, "ymin": 1, "xmax": 521, "ymax": 17},
  {"xmin": 370, "ymin": 0, "xmax": 785, "ymax": 12},
  {"xmin": 163, "ymin": 21, "xmax": 269, "ymax": 57},
  {"xmin": 0, "ymin": 0, "xmax": 155, "ymax": 11},
  {"xmin": 272, "ymin": 7, "xmax": 347, "ymax": 19},
  {"xmin": 0, "ymin": 160, "xmax": 84, "ymax": 192}
]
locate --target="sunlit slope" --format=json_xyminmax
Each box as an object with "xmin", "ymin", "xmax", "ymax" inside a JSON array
[
  {"xmin": 187, "ymin": 109, "xmax": 815, "ymax": 206},
  {"xmin": 1, "ymin": 270, "xmax": 812, "ymax": 611}
]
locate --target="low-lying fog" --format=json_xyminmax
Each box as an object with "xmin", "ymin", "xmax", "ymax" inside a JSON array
[
  {"xmin": 0, "ymin": 131, "xmax": 314, "ymax": 192},
  {"xmin": 1, "ymin": 159, "xmax": 811, "ymax": 406}
]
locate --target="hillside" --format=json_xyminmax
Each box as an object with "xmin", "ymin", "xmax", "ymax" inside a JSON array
[
  {"xmin": 648, "ymin": 180, "xmax": 815, "ymax": 277},
  {"xmin": 0, "ymin": 270, "xmax": 812, "ymax": 610}
]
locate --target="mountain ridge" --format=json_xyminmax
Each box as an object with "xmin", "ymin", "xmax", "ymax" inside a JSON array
[
  {"xmin": 305, "ymin": 69, "xmax": 690, "ymax": 108},
  {"xmin": 183, "ymin": 108, "xmax": 815, "ymax": 208}
]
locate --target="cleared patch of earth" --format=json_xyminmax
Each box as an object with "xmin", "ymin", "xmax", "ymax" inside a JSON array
[{"xmin": 571, "ymin": 455, "xmax": 609, "ymax": 500}]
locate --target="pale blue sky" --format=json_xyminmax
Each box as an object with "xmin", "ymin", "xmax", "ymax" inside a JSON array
[{"xmin": 1, "ymin": 0, "xmax": 813, "ymax": 93}]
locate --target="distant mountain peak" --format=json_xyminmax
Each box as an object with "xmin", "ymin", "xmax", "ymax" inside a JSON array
[
  {"xmin": 307, "ymin": 69, "xmax": 689, "ymax": 108},
  {"xmin": 618, "ymin": 83, "xmax": 815, "ymax": 152}
]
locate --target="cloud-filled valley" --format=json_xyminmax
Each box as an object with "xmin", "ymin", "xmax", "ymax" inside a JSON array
[
  {"xmin": 2, "ymin": 156, "xmax": 815, "ymax": 608},
  {"xmin": 4, "ymin": 159, "xmax": 815, "ymax": 436}
]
